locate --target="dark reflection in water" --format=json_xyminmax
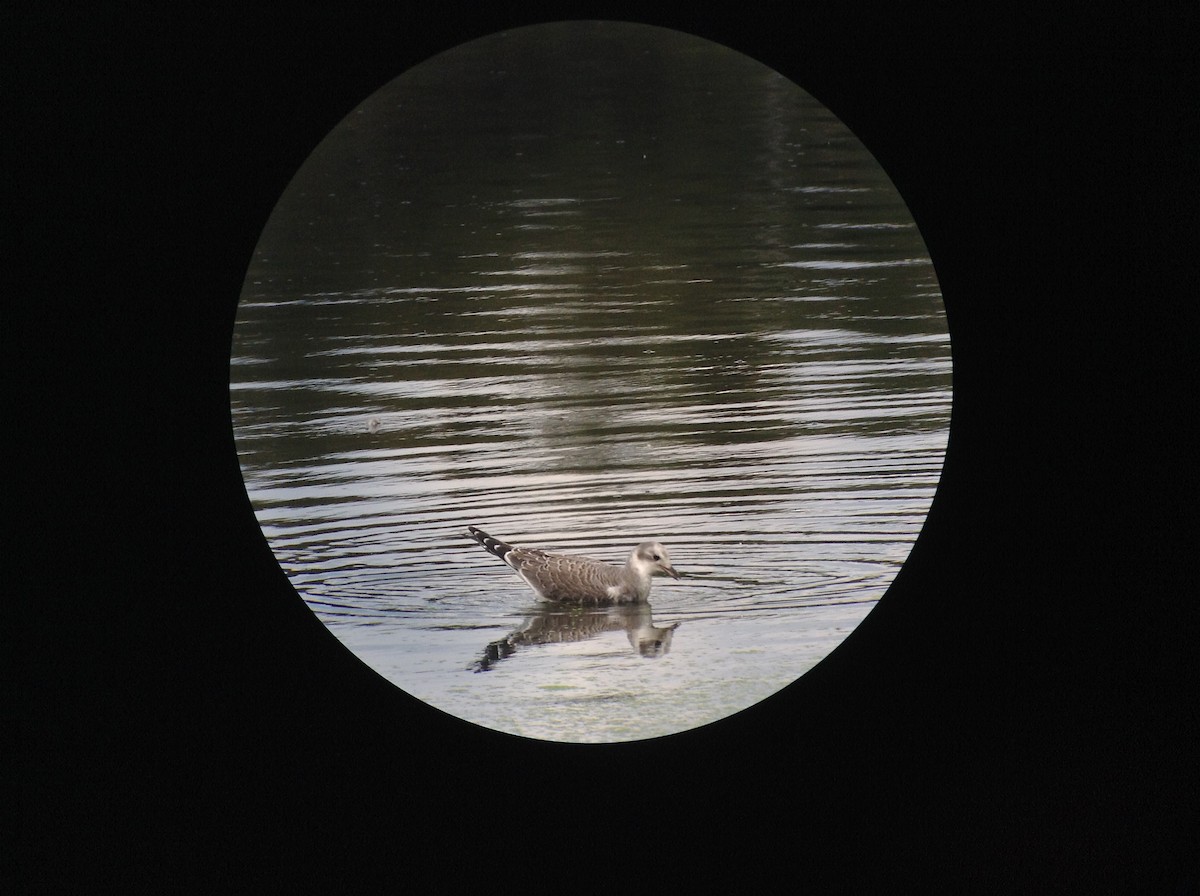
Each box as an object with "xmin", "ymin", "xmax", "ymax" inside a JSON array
[
  {"xmin": 231, "ymin": 22, "xmax": 952, "ymax": 742},
  {"xmin": 472, "ymin": 603, "xmax": 679, "ymax": 672}
]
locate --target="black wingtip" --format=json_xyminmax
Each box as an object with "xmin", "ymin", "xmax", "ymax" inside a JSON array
[{"xmin": 466, "ymin": 526, "xmax": 512, "ymax": 561}]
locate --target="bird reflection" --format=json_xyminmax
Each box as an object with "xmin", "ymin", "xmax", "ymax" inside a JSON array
[{"xmin": 470, "ymin": 602, "xmax": 680, "ymax": 672}]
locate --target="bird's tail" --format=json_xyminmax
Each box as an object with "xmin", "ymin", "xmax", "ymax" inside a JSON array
[{"xmin": 466, "ymin": 526, "xmax": 515, "ymax": 564}]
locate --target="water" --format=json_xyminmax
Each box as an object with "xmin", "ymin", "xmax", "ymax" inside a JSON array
[{"xmin": 230, "ymin": 22, "xmax": 951, "ymax": 742}]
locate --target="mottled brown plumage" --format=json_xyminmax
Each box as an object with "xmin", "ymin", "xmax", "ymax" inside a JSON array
[{"xmin": 467, "ymin": 526, "xmax": 681, "ymax": 604}]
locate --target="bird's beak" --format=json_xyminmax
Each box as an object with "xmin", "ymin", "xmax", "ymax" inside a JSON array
[{"xmin": 661, "ymin": 563, "xmax": 681, "ymax": 580}]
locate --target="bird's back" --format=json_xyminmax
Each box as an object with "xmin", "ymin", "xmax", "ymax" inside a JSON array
[
  {"xmin": 467, "ymin": 526, "xmax": 643, "ymax": 604},
  {"xmin": 508, "ymin": 549, "xmax": 637, "ymax": 603}
]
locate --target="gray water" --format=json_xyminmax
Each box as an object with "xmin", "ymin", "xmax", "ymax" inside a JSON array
[{"xmin": 230, "ymin": 22, "xmax": 951, "ymax": 742}]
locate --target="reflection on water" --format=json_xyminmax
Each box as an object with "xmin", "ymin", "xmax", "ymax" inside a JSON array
[
  {"xmin": 230, "ymin": 23, "xmax": 952, "ymax": 743},
  {"xmin": 472, "ymin": 603, "xmax": 680, "ymax": 673}
]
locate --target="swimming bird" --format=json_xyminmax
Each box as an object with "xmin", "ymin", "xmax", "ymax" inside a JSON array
[{"xmin": 466, "ymin": 525, "xmax": 681, "ymax": 605}]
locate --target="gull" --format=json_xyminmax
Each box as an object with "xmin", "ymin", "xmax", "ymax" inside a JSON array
[{"xmin": 466, "ymin": 525, "xmax": 681, "ymax": 605}]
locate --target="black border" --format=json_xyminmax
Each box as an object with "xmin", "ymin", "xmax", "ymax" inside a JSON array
[{"xmin": 13, "ymin": 7, "xmax": 1197, "ymax": 888}]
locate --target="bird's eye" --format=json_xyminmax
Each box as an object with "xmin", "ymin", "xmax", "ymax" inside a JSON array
[{"xmin": 652, "ymin": 553, "xmax": 661, "ymax": 561}]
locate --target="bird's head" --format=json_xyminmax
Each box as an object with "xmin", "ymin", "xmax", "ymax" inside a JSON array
[{"xmin": 630, "ymin": 541, "xmax": 681, "ymax": 580}]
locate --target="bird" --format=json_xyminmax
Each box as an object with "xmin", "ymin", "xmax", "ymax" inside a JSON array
[{"xmin": 466, "ymin": 525, "xmax": 681, "ymax": 605}]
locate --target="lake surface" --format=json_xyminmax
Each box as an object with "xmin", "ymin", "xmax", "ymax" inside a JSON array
[{"xmin": 230, "ymin": 22, "xmax": 951, "ymax": 742}]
